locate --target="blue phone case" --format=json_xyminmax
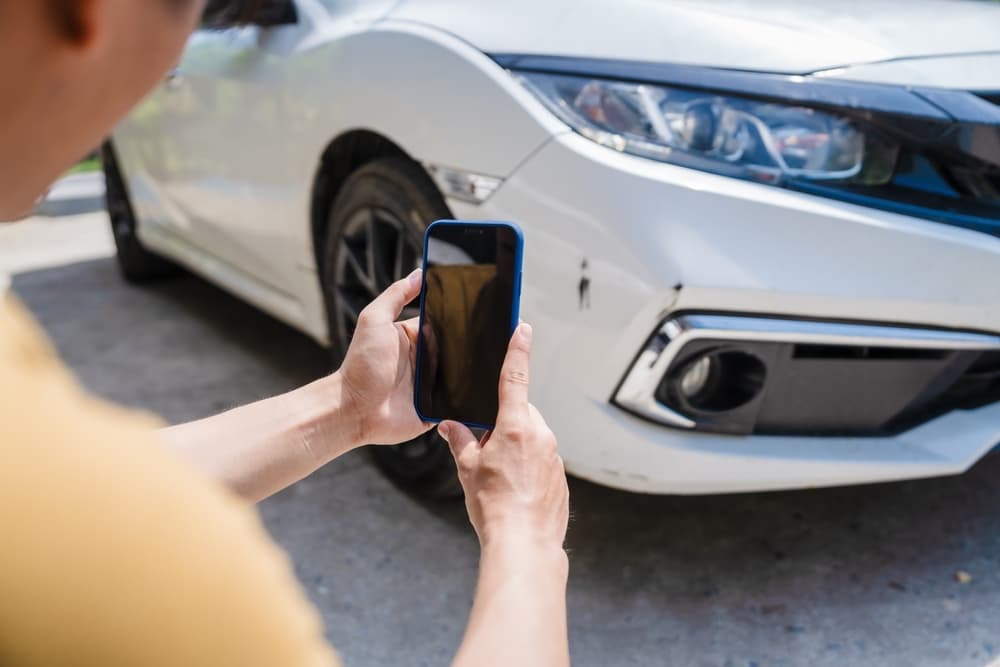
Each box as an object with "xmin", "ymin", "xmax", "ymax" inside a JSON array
[{"xmin": 413, "ymin": 219, "xmax": 524, "ymax": 431}]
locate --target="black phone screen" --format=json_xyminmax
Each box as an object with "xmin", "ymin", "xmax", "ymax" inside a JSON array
[{"xmin": 416, "ymin": 223, "xmax": 520, "ymax": 427}]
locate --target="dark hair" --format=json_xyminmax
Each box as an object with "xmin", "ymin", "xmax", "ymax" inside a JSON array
[{"xmin": 200, "ymin": 0, "xmax": 270, "ymax": 29}]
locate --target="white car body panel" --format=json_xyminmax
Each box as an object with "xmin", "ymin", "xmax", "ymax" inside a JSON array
[
  {"xmin": 111, "ymin": 0, "xmax": 1000, "ymax": 494},
  {"xmin": 118, "ymin": 16, "xmax": 564, "ymax": 340},
  {"xmin": 389, "ymin": 0, "xmax": 1000, "ymax": 74},
  {"xmin": 817, "ymin": 52, "xmax": 1000, "ymax": 90},
  {"xmin": 460, "ymin": 132, "xmax": 1000, "ymax": 492}
]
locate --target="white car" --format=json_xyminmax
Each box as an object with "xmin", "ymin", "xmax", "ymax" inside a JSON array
[{"xmin": 106, "ymin": 0, "xmax": 1000, "ymax": 496}]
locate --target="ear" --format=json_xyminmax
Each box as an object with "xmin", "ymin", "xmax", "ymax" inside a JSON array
[{"xmin": 50, "ymin": 0, "xmax": 105, "ymax": 50}]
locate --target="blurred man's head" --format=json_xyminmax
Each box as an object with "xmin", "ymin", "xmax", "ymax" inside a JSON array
[{"xmin": 0, "ymin": 0, "xmax": 207, "ymax": 221}]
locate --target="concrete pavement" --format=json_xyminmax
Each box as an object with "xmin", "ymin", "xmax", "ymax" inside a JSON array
[{"xmin": 5, "ymin": 211, "xmax": 1000, "ymax": 667}]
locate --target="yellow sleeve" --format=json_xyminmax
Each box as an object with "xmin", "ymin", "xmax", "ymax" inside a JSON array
[{"xmin": 0, "ymin": 295, "xmax": 340, "ymax": 667}]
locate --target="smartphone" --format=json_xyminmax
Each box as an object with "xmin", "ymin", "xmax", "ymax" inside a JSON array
[{"xmin": 414, "ymin": 220, "xmax": 524, "ymax": 429}]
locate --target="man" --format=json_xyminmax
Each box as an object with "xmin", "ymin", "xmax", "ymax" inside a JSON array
[{"xmin": 0, "ymin": 1, "xmax": 570, "ymax": 665}]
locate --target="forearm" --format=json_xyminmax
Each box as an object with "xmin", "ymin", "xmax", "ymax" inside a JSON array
[
  {"xmin": 161, "ymin": 372, "xmax": 361, "ymax": 503},
  {"xmin": 453, "ymin": 539, "xmax": 570, "ymax": 667}
]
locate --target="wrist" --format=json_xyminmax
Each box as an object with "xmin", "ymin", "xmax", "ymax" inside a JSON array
[
  {"xmin": 480, "ymin": 529, "xmax": 569, "ymax": 580},
  {"xmin": 292, "ymin": 370, "xmax": 365, "ymax": 462}
]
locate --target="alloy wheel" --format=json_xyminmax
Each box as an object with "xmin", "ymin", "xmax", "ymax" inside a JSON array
[
  {"xmin": 331, "ymin": 205, "xmax": 448, "ymax": 475},
  {"xmin": 332, "ymin": 206, "xmax": 422, "ymax": 346}
]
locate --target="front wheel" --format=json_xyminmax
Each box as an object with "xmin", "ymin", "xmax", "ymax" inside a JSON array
[{"xmin": 320, "ymin": 157, "xmax": 462, "ymax": 498}]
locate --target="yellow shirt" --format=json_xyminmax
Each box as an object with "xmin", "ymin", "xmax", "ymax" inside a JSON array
[{"xmin": 0, "ymin": 292, "xmax": 339, "ymax": 666}]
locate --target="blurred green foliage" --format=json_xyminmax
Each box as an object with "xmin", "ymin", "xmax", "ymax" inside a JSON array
[{"xmin": 67, "ymin": 156, "xmax": 100, "ymax": 175}]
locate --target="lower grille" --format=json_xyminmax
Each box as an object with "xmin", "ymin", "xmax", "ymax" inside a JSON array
[{"xmin": 890, "ymin": 350, "xmax": 1000, "ymax": 433}]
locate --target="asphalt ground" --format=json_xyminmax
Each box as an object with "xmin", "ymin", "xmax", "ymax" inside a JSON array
[{"xmin": 5, "ymin": 210, "xmax": 1000, "ymax": 667}]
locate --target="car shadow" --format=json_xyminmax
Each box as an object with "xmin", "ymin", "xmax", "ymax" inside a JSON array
[{"xmin": 11, "ymin": 255, "xmax": 1000, "ymax": 666}]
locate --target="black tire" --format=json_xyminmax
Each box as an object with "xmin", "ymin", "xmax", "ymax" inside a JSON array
[
  {"xmin": 320, "ymin": 157, "xmax": 462, "ymax": 498},
  {"xmin": 101, "ymin": 142, "xmax": 177, "ymax": 283}
]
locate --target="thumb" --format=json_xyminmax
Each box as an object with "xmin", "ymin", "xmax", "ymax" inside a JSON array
[
  {"xmin": 360, "ymin": 269, "xmax": 422, "ymax": 325},
  {"xmin": 439, "ymin": 420, "xmax": 479, "ymax": 464}
]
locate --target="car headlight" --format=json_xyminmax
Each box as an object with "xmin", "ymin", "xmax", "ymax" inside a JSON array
[
  {"xmin": 516, "ymin": 71, "xmax": 879, "ymax": 185},
  {"xmin": 501, "ymin": 55, "xmax": 998, "ymax": 236}
]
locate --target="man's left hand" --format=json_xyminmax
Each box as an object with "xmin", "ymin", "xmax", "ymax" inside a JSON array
[{"xmin": 338, "ymin": 268, "xmax": 433, "ymax": 446}]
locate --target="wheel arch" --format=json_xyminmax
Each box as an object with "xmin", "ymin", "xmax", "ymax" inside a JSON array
[{"xmin": 309, "ymin": 129, "xmax": 416, "ymax": 272}]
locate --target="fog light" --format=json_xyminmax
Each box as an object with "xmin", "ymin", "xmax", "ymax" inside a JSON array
[
  {"xmin": 662, "ymin": 349, "xmax": 767, "ymax": 413},
  {"xmin": 679, "ymin": 355, "xmax": 713, "ymax": 398}
]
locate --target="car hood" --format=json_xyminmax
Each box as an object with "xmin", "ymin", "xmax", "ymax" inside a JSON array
[
  {"xmin": 815, "ymin": 52, "xmax": 1000, "ymax": 90},
  {"xmin": 387, "ymin": 0, "xmax": 1000, "ymax": 76}
]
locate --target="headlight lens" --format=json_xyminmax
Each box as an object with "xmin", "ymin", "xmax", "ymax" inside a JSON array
[{"xmin": 517, "ymin": 72, "xmax": 867, "ymax": 184}]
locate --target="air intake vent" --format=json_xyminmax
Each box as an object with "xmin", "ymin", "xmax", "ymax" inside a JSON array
[
  {"xmin": 888, "ymin": 350, "xmax": 1000, "ymax": 431},
  {"xmin": 792, "ymin": 344, "xmax": 947, "ymax": 360}
]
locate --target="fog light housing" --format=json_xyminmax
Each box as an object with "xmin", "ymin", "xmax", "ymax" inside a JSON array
[
  {"xmin": 613, "ymin": 314, "xmax": 1000, "ymax": 435},
  {"xmin": 660, "ymin": 349, "xmax": 767, "ymax": 414}
]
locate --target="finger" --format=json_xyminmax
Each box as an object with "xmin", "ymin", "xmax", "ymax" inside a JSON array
[
  {"xmin": 496, "ymin": 322, "xmax": 532, "ymax": 424},
  {"xmin": 399, "ymin": 317, "xmax": 420, "ymax": 344},
  {"xmin": 359, "ymin": 269, "xmax": 422, "ymax": 326},
  {"xmin": 399, "ymin": 317, "xmax": 421, "ymax": 371},
  {"xmin": 439, "ymin": 420, "xmax": 479, "ymax": 465}
]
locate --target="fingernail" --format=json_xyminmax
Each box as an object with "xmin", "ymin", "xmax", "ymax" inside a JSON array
[
  {"xmin": 519, "ymin": 322, "xmax": 533, "ymax": 342},
  {"xmin": 407, "ymin": 268, "xmax": 422, "ymax": 288},
  {"xmin": 438, "ymin": 422, "xmax": 450, "ymax": 439}
]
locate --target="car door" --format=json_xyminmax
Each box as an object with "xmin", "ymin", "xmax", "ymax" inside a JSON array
[
  {"xmin": 112, "ymin": 54, "xmax": 206, "ymax": 243},
  {"xmin": 153, "ymin": 0, "xmax": 314, "ymax": 295}
]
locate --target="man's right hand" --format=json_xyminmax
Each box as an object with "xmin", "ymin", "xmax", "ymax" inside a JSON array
[
  {"xmin": 437, "ymin": 322, "xmax": 569, "ymax": 553},
  {"xmin": 438, "ymin": 322, "xmax": 571, "ymax": 667}
]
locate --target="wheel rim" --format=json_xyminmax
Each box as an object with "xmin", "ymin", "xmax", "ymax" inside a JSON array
[
  {"xmin": 331, "ymin": 205, "xmax": 446, "ymax": 474},
  {"xmin": 332, "ymin": 206, "xmax": 422, "ymax": 347}
]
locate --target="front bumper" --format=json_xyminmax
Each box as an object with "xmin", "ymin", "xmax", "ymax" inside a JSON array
[
  {"xmin": 554, "ymin": 397, "xmax": 1000, "ymax": 495},
  {"xmin": 450, "ymin": 130, "xmax": 1000, "ymax": 494}
]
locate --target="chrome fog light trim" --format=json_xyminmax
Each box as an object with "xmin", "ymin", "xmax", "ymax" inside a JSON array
[{"xmin": 613, "ymin": 314, "xmax": 1000, "ymax": 430}]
